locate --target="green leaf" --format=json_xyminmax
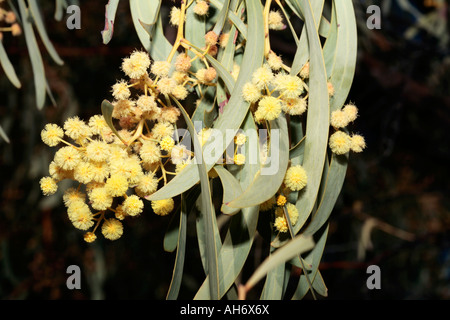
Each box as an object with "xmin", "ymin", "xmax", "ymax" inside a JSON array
[
  {"xmin": 129, "ymin": 0, "xmax": 172, "ymax": 61},
  {"xmin": 212, "ymin": 0, "xmax": 230, "ymax": 36},
  {"xmin": 311, "ymin": 270, "xmax": 328, "ymax": 297},
  {"xmin": 101, "ymin": 0, "xmax": 120, "ymax": 45},
  {"xmin": 54, "ymin": 0, "xmax": 67, "ymax": 21},
  {"xmin": 328, "ymin": 0, "xmax": 358, "ymax": 112},
  {"xmin": 100, "ymin": 100, "xmax": 127, "ymax": 145},
  {"xmin": 0, "ymin": 124, "xmax": 10, "ymax": 144},
  {"xmin": 289, "ymin": 0, "xmax": 325, "ymax": 76},
  {"xmin": 245, "ymin": 234, "xmax": 315, "ymax": 291},
  {"xmin": 191, "ymin": 86, "xmax": 217, "ymax": 126},
  {"xmin": 260, "ymin": 246, "xmax": 287, "ymax": 300},
  {"xmin": 284, "ymin": 0, "xmax": 330, "ymax": 38},
  {"xmin": 303, "ymin": 153, "xmax": 348, "ymax": 236},
  {"xmin": 0, "ymin": 40, "xmax": 21, "ymax": 88},
  {"xmin": 163, "ymin": 209, "xmax": 180, "ymax": 254},
  {"xmin": 209, "ymin": 0, "xmax": 248, "ymax": 39},
  {"xmin": 147, "ymin": 0, "xmax": 264, "ymax": 201},
  {"xmin": 291, "ymin": 224, "xmax": 329, "ymax": 299},
  {"xmin": 185, "ymin": 3, "xmax": 206, "ymax": 73},
  {"xmin": 323, "ymin": 1, "xmax": 338, "ymax": 77},
  {"xmin": 289, "ymin": 136, "xmax": 305, "ymax": 160},
  {"xmin": 163, "ymin": 185, "xmax": 200, "ymax": 253},
  {"xmin": 174, "ymin": 96, "xmax": 221, "ymax": 300},
  {"xmin": 18, "ymin": 0, "xmax": 47, "ymax": 109},
  {"xmin": 28, "ymin": 0, "xmax": 64, "ymax": 65},
  {"xmin": 214, "ymin": 165, "xmax": 242, "ymax": 215},
  {"xmin": 291, "ymin": 0, "xmax": 330, "ymax": 236},
  {"xmin": 205, "ymin": 54, "xmax": 235, "ymax": 93},
  {"xmin": 166, "ymin": 193, "xmax": 188, "ymax": 300},
  {"xmin": 226, "ymin": 114, "xmax": 289, "ymax": 209},
  {"xmin": 194, "ymin": 112, "xmax": 260, "ymax": 300}
]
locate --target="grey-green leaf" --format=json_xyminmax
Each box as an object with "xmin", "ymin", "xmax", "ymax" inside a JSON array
[
  {"xmin": 226, "ymin": 114, "xmax": 289, "ymax": 209},
  {"xmin": 175, "ymin": 97, "xmax": 221, "ymax": 300},
  {"xmin": 18, "ymin": 0, "xmax": 47, "ymax": 109},
  {"xmin": 166, "ymin": 194, "xmax": 188, "ymax": 300},
  {"xmin": 245, "ymin": 234, "xmax": 315, "ymax": 290},
  {"xmin": 0, "ymin": 40, "xmax": 21, "ymax": 88},
  {"xmin": 101, "ymin": 0, "xmax": 120, "ymax": 45},
  {"xmin": 291, "ymin": 0, "xmax": 330, "ymax": 235},
  {"xmin": 100, "ymin": 100, "xmax": 126, "ymax": 145},
  {"xmin": 28, "ymin": 0, "xmax": 64, "ymax": 65}
]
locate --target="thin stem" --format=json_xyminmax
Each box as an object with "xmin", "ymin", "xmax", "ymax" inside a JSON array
[
  {"xmin": 166, "ymin": 1, "xmax": 187, "ymax": 63},
  {"xmin": 263, "ymin": 0, "xmax": 273, "ymax": 57}
]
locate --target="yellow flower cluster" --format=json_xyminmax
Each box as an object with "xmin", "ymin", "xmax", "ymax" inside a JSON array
[
  {"xmin": 274, "ymin": 203, "xmax": 299, "ymax": 233},
  {"xmin": 39, "ymin": 19, "xmax": 247, "ymax": 242},
  {"xmin": 258, "ymin": 162, "xmax": 307, "ymax": 234},
  {"xmin": 242, "ymin": 63, "xmax": 308, "ymax": 123},
  {"xmin": 329, "ymin": 103, "xmax": 366, "ymax": 155},
  {"xmin": 39, "ymin": 114, "xmax": 154, "ymax": 241},
  {"xmin": 39, "ymin": 48, "xmax": 212, "ymax": 242}
]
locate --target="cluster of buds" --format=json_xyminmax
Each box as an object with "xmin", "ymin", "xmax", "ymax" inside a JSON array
[{"xmin": 0, "ymin": 2, "xmax": 21, "ymax": 39}]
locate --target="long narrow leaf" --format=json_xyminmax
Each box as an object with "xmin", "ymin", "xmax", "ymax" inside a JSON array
[
  {"xmin": 291, "ymin": 224, "xmax": 329, "ymax": 299},
  {"xmin": 291, "ymin": 0, "xmax": 330, "ymax": 235},
  {"xmin": 185, "ymin": 3, "xmax": 205, "ymax": 73},
  {"xmin": 166, "ymin": 194, "xmax": 188, "ymax": 300},
  {"xmin": 129, "ymin": 0, "xmax": 172, "ymax": 61},
  {"xmin": 244, "ymin": 234, "xmax": 314, "ymax": 291},
  {"xmin": 173, "ymin": 96, "xmax": 220, "ymax": 300},
  {"xmin": 18, "ymin": 0, "xmax": 47, "ymax": 109},
  {"xmin": 0, "ymin": 40, "xmax": 21, "ymax": 88},
  {"xmin": 289, "ymin": 0, "xmax": 325, "ymax": 76},
  {"xmin": 226, "ymin": 114, "xmax": 289, "ymax": 209},
  {"xmin": 214, "ymin": 165, "xmax": 242, "ymax": 215},
  {"xmin": 194, "ymin": 112, "xmax": 260, "ymax": 299},
  {"xmin": 303, "ymin": 153, "xmax": 348, "ymax": 236},
  {"xmin": 101, "ymin": 100, "xmax": 126, "ymax": 144},
  {"xmin": 328, "ymin": 0, "xmax": 358, "ymax": 112},
  {"xmin": 28, "ymin": 0, "xmax": 64, "ymax": 65}
]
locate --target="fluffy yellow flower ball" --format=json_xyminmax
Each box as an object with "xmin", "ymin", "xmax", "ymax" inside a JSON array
[
  {"xmin": 105, "ymin": 174, "xmax": 129, "ymax": 197},
  {"xmin": 39, "ymin": 176, "xmax": 58, "ymax": 196},
  {"xmin": 41, "ymin": 124, "xmax": 63, "ymax": 147},
  {"xmin": 255, "ymin": 96, "xmax": 282, "ymax": 122},
  {"xmin": 151, "ymin": 198, "xmax": 174, "ymax": 216},
  {"xmin": 122, "ymin": 195, "xmax": 144, "ymax": 216},
  {"xmin": 101, "ymin": 218, "xmax": 124, "ymax": 240},
  {"xmin": 284, "ymin": 165, "xmax": 308, "ymax": 192},
  {"xmin": 329, "ymin": 131, "xmax": 351, "ymax": 155}
]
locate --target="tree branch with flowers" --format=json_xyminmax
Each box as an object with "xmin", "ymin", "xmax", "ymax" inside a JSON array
[{"xmin": 37, "ymin": 0, "xmax": 366, "ymax": 300}]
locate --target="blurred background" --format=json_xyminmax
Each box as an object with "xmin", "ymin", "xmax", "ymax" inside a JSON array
[{"xmin": 0, "ymin": 0, "xmax": 449, "ymax": 300}]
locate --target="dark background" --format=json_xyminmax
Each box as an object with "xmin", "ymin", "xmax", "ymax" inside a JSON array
[{"xmin": 0, "ymin": 0, "xmax": 449, "ymax": 300}]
